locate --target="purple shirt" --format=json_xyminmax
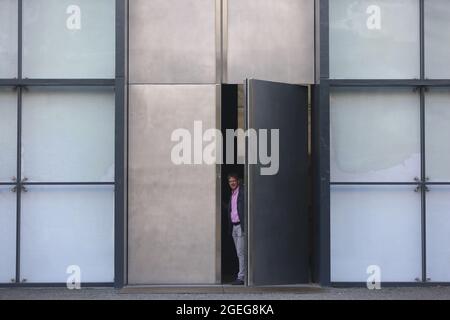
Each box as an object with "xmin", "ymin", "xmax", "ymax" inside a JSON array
[{"xmin": 230, "ymin": 186, "xmax": 240, "ymax": 223}]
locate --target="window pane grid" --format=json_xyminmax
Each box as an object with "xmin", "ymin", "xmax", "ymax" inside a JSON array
[{"xmin": 328, "ymin": 1, "xmax": 450, "ymax": 284}]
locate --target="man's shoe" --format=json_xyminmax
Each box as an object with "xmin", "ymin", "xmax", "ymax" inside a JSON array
[{"xmin": 231, "ymin": 279, "xmax": 244, "ymax": 285}]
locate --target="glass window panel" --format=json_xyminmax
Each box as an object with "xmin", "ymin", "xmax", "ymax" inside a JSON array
[
  {"xmin": 22, "ymin": 87, "xmax": 115, "ymax": 182},
  {"xmin": 425, "ymin": 89, "xmax": 450, "ymax": 182},
  {"xmin": 129, "ymin": 0, "xmax": 216, "ymax": 84},
  {"xmin": 0, "ymin": 0, "xmax": 18, "ymax": 78},
  {"xmin": 331, "ymin": 185, "xmax": 422, "ymax": 282},
  {"xmin": 226, "ymin": 0, "xmax": 314, "ymax": 84},
  {"xmin": 20, "ymin": 185, "xmax": 114, "ymax": 283},
  {"xmin": 23, "ymin": 0, "xmax": 115, "ymax": 79},
  {"xmin": 0, "ymin": 186, "xmax": 16, "ymax": 283},
  {"xmin": 329, "ymin": 0, "xmax": 420, "ymax": 79},
  {"xmin": 330, "ymin": 88, "xmax": 420, "ymax": 182},
  {"xmin": 425, "ymin": 0, "xmax": 450, "ymax": 79},
  {"xmin": 426, "ymin": 186, "xmax": 450, "ymax": 282},
  {"xmin": 0, "ymin": 88, "xmax": 17, "ymax": 182}
]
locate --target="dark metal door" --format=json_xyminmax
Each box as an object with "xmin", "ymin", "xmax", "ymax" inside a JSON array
[{"xmin": 245, "ymin": 79, "xmax": 309, "ymax": 285}]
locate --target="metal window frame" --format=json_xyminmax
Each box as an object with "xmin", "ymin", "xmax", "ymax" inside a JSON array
[
  {"xmin": 318, "ymin": 0, "xmax": 450, "ymax": 286},
  {"xmin": 114, "ymin": 0, "xmax": 127, "ymax": 290},
  {"xmin": 0, "ymin": 0, "xmax": 126, "ymax": 288}
]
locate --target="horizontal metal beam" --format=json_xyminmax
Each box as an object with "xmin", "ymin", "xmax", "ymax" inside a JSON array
[
  {"xmin": 0, "ymin": 283, "xmax": 114, "ymax": 288},
  {"xmin": 22, "ymin": 182, "xmax": 115, "ymax": 186},
  {"xmin": 331, "ymin": 182, "xmax": 419, "ymax": 186},
  {"xmin": 331, "ymin": 182, "xmax": 450, "ymax": 186},
  {"xmin": 0, "ymin": 79, "xmax": 115, "ymax": 87},
  {"xmin": 331, "ymin": 282, "xmax": 450, "ymax": 288},
  {"xmin": 327, "ymin": 79, "xmax": 450, "ymax": 87}
]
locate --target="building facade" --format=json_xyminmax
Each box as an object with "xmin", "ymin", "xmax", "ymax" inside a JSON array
[{"xmin": 1, "ymin": 0, "xmax": 450, "ymax": 288}]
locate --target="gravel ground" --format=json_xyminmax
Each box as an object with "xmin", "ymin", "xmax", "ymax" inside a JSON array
[{"xmin": 1, "ymin": 286, "xmax": 450, "ymax": 300}]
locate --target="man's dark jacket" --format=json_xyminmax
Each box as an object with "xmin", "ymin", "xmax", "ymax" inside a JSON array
[{"xmin": 227, "ymin": 186, "xmax": 245, "ymax": 234}]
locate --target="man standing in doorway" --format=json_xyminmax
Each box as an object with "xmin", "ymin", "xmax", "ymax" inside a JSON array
[{"xmin": 227, "ymin": 173, "xmax": 246, "ymax": 285}]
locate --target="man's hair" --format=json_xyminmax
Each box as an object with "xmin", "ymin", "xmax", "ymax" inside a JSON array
[{"xmin": 227, "ymin": 173, "xmax": 239, "ymax": 181}]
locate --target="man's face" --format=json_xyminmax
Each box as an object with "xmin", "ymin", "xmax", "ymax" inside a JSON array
[{"xmin": 228, "ymin": 177, "xmax": 239, "ymax": 191}]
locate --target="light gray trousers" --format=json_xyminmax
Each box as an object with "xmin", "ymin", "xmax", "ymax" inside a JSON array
[{"xmin": 232, "ymin": 225, "xmax": 246, "ymax": 281}]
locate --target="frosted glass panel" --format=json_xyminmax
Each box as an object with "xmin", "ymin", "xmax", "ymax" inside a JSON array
[
  {"xmin": 0, "ymin": 0, "xmax": 18, "ymax": 78},
  {"xmin": 22, "ymin": 87, "xmax": 115, "ymax": 182},
  {"xmin": 23, "ymin": 0, "xmax": 115, "ymax": 79},
  {"xmin": 21, "ymin": 186, "xmax": 114, "ymax": 283},
  {"xmin": 331, "ymin": 185, "xmax": 422, "ymax": 282},
  {"xmin": 330, "ymin": 88, "xmax": 420, "ymax": 182},
  {"xmin": 425, "ymin": 89, "xmax": 450, "ymax": 182},
  {"xmin": 0, "ymin": 88, "xmax": 17, "ymax": 182},
  {"xmin": 426, "ymin": 186, "xmax": 450, "ymax": 282},
  {"xmin": 330, "ymin": 0, "xmax": 420, "ymax": 79},
  {"xmin": 425, "ymin": 0, "xmax": 450, "ymax": 79},
  {"xmin": 0, "ymin": 186, "xmax": 16, "ymax": 283}
]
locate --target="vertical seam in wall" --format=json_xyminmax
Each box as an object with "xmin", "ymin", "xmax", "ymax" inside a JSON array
[
  {"xmin": 216, "ymin": 84, "xmax": 222, "ymax": 284},
  {"xmin": 125, "ymin": 0, "xmax": 130, "ymax": 286},
  {"xmin": 222, "ymin": 0, "xmax": 228, "ymax": 84},
  {"xmin": 216, "ymin": 0, "xmax": 222, "ymax": 85}
]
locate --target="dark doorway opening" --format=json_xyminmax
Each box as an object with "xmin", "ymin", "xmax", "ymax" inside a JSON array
[
  {"xmin": 221, "ymin": 80, "xmax": 311, "ymax": 286},
  {"xmin": 221, "ymin": 84, "xmax": 245, "ymax": 284}
]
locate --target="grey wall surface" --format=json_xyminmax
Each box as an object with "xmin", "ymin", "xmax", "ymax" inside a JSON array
[
  {"xmin": 225, "ymin": 0, "xmax": 315, "ymax": 84},
  {"xmin": 129, "ymin": 0, "xmax": 217, "ymax": 84},
  {"xmin": 127, "ymin": 0, "xmax": 316, "ymax": 285},
  {"xmin": 128, "ymin": 85, "xmax": 218, "ymax": 284}
]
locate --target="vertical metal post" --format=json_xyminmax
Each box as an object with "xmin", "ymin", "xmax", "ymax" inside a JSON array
[
  {"xmin": 15, "ymin": 86, "xmax": 22, "ymax": 284},
  {"xmin": 420, "ymin": 0, "xmax": 425, "ymax": 80},
  {"xmin": 419, "ymin": 0, "xmax": 427, "ymax": 283},
  {"xmin": 318, "ymin": 0, "xmax": 331, "ymax": 286},
  {"xmin": 114, "ymin": 0, "xmax": 126, "ymax": 289},
  {"xmin": 18, "ymin": 0, "xmax": 22, "ymax": 80},
  {"xmin": 420, "ymin": 87, "xmax": 427, "ymax": 283},
  {"xmin": 319, "ymin": 0, "xmax": 329, "ymax": 81},
  {"xmin": 15, "ymin": 0, "xmax": 23, "ymax": 285}
]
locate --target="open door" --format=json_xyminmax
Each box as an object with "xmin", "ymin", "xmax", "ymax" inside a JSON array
[{"xmin": 245, "ymin": 79, "xmax": 309, "ymax": 286}]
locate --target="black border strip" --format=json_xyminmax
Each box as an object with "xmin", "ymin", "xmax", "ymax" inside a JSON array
[{"xmin": 114, "ymin": 0, "xmax": 126, "ymax": 289}]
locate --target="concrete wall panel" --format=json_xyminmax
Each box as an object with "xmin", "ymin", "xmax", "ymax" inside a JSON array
[
  {"xmin": 129, "ymin": 0, "xmax": 217, "ymax": 84},
  {"xmin": 128, "ymin": 85, "xmax": 217, "ymax": 284},
  {"xmin": 226, "ymin": 0, "xmax": 315, "ymax": 84}
]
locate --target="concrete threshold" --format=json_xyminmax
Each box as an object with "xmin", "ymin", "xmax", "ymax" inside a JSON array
[{"xmin": 120, "ymin": 284, "xmax": 323, "ymax": 294}]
